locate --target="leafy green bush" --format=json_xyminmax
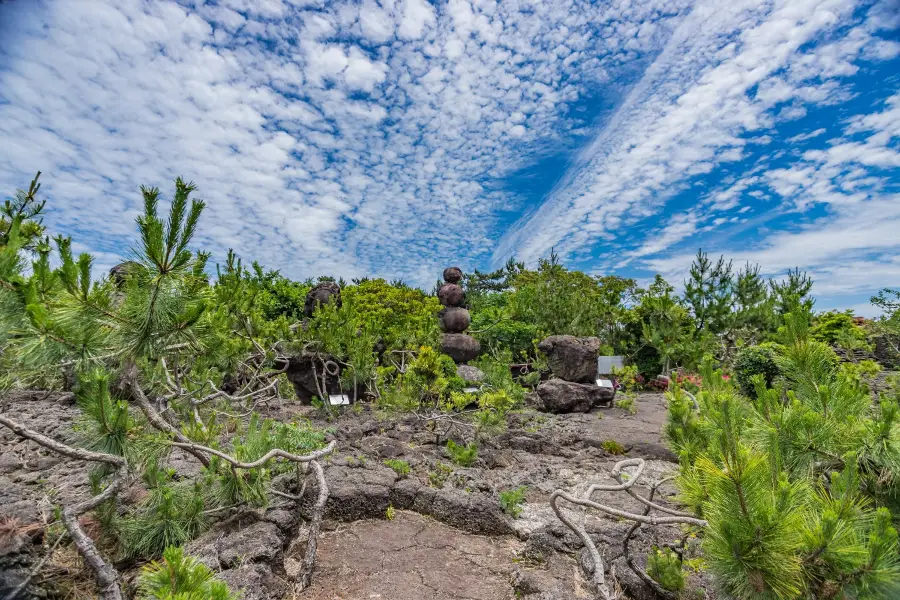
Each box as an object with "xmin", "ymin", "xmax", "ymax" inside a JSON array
[
  {"xmin": 137, "ymin": 546, "xmax": 237, "ymax": 600},
  {"xmin": 499, "ymin": 486, "xmax": 527, "ymax": 518},
  {"xmin": 446, "ymin": 440, "xmax": 478, "ymax": 467},
  {"xmin": 646, "ymin": 546, "xmax": 685, "ymax": 592},
  {"xmin": 810, "ymin": 310, "xmax": 868, "ymax": 348},
  {"xmin": 733, "ymin": 344, "xmax": 781, "ymax": 396},
  {"xmin": 384, "ymin": 459, "xmax": 411, "ymax": 478}
]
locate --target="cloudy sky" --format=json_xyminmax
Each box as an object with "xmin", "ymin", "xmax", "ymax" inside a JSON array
[{"xmin": 1, "ymin": 0, "xmax": 898, "ymax": 313}]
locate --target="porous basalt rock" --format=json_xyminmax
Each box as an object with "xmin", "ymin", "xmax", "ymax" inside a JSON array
[
  {"xmin": 304, "ymin": 281, "xmax": 342, "ymax": 318},
  {"xmin": 442, "ymin": 266, "xmax": 463, "ymax": 283},
  {"xmin": 437, "ymin": 283, "xmax": 466, "ymax": 308},
  {"xmin": 537, "ymin": 335, "xmax": 601, "ymax": 383},
  {"xmin": 440, "ymin": 333, "xmax": 481, "ymax": 364},
  {"xmin": 108, "ymin": 261, "xmax": 141, "ymax": 286},
  {"xmin": 457, "ymin": 364, "xmax": 485, "ymax": 383},
  {"xmin": 438, "ymin": 306, "xmax": 471, "ymax": 333},
  {"xmin": 436, "ymin": 266, "xmax": 480, "ymax": 364},
  {"xmin": 534, "ymin": 378, "xmax": 614, "ymax": 413},
  {"xmin": 277, "ymin": 353, "xmax": 364, "ymax": 404}
]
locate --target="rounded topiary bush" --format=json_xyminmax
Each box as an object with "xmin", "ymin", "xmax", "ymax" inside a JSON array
[{"xmin": 734, "ymin": 344, "xmax": 781, "ymax": 397}]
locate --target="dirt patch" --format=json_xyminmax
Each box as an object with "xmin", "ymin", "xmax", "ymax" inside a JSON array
[{"xmin": 303, "ymin": 511, "xmax": 521, "ymax": 600}]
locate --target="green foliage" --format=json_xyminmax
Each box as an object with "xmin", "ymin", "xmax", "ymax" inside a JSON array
[
  {"xmin": 446, "ymin": 439, "xmax": 478, "ymax": 467},
  {"xmin": 0, "ymin": 172, "xmax": 46, "ymax": 252},
  {"xmin": 73, "ymin": 369, "xmax": 133, "ymax": 458},
  {"xmin": 395, "ymin": 345, "xmax": 465, "ymax": 406},
  {"xmin": 343, "ymin": 278, "xmax": 441, "ymax": 351},
  {"xmin": 215, "ymin": 415, "xmax": 326, "ymax": 507},
  {"xmin": 635, "ymin": 276, "xmax": 698, "ymax": 374},
  {"xmin": 646, "ymin": 546, "xmax": 685, "ymax": 593},
  {"xmin": 120, "ymin": 466, "xmax": 210, "ymax": 559},
  {"xmin": 733, "ymin": 344, "xmax": 781, "ymax": 397},
  {"xmin": 137, "ymin": 545, "xmax": 237, "ymax": 600},
  {"xmin": 499, "ymin": 486, "xmax": 527, "ymax": 518},
  {"xmin": 428, "ymin": 462, "xmax": 453, "ymax": 488},
  {"xmin": 614, "ymin": 395, "xmax": 637, "ymax": 415},
  {"xmin": 811, "ymin": 310, "xmax": 870, "ymax": 351},
  {"xmin": 666, "ymin": 311, "xmax": 900, "ymax": 599},
  {"xmin": 685, "ymin": 249, "xmax": 734, "ymax": 335},
  {"xmin": 384, "ymin": 459, "xmax": 411, "ymax": 478},
  {"xmin": 600, "ymin": 440, "xmax": 626, "ymax": 455}
]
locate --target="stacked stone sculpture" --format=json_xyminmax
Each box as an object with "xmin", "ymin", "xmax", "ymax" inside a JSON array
[
  {"xmin": 437, "ymin": 267, "xmax": 481, "ymax": 364},
  {"xmin": 531, "ymin": 335, "xmax": 614, "ymax": 413}
]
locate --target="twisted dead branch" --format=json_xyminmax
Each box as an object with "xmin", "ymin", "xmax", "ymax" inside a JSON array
[
  {"xmin": 0, "ymin": 415, "xmax": 126, "ymax": 600},
  {"xmin": 550, "ymin": 458, "xmax": 706, "ymax": 600}
]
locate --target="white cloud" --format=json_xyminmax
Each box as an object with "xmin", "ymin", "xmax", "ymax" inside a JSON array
[{"xmin": 0, "ymin": 0, "xmax": 896, "ymax": 301}]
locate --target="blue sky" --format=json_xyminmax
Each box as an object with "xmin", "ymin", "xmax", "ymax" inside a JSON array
[{"xmin": 1, "ymin": 0, "xmax": 898, "ymax": 314}]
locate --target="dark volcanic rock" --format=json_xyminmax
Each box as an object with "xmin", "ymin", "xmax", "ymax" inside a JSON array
[
  {"xmin": 108, "ymin": 261, "xmax": 141, "ymax": 286},
  {"xmin": 304, "ymin": 281, "xmax": 342, "ymax": 318},
  {"xmin": 218, "ymin": 564, "xmax": 290, "ymax": 600},
  {"xmin": 277, "ymin": 353, "xmax": 363, "ymax": 404},
  {"xmin": 442, "ymin": 266, "xmax": 463, "ymax": 283},
  {"xmin": 537, "ymin": 335, "xmax": 601, "ymax": 383},
  {"xmin": 440, "ymin": 333, "xmax": 480, "ymax": 363},
  {"xmin": 534, "ymin": 379, "xmax": 614, "ymax": 413},
  {"xmin": 187, "ymin": 520, "xmax": 282, "ymax": 570},
  {"xmin": 457, "ymin": 364, "xmax": 485, "ymax": 383},
  {"xmin": 438, "ymin": 306, "xmax": 471, "ymax": 333},
  {"xmin": 437, "ymin": 283, "xmax": 465, "ymax": 307}
]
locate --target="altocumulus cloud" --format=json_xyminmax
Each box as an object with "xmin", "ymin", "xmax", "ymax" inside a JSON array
[{"xmin": 0, "ymin": 0, "xmax": 898, "ymax": 309}]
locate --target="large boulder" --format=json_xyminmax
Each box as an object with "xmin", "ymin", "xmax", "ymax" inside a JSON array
[
  {"xmin": 440, "ymin": 333, "xmax": 480, "ymax": 363},
  {"xmin": 438, "ymin": 283, "xmax": 466, "ymax": 307},
  {"xmin": 439, "ymin": 307, "xmax": 471, "ymax": 333},
  {"xmin": 304, "ymin": 281, "xmax": 341, "ymax": 318},
  {"xmin": 457, "ymin": 364, "xmax": 485, "ymax": 384},
  {"xmin": 276, "ymin": 353, "xmax": 363, "ymax": 404},
  {"xmin": 537, "ymin": 335, "xmax": 601, "ymax": 383},
  {"xmin": 534, "ymin": 379, "xmax": 613, "ymax": 413}
]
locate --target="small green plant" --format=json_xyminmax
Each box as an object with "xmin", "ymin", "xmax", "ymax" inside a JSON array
[
  {"xmin": 499, "ymin": 486, "xmax": 527, "ymax": 518},
  {"xmin": 446, "ymin": 439, "xmax": 478, "ymax": 467},
  {"xmin": 119, "ymin": 465, "xmax": 209, "ymax": 559},
  {"xmin": 614, "ymin": 394, "xmax": 637, "ymax": 415},
  {"xmin": 386, "ymin": 504, "xmax": 396, "ymax": 520},
  {"xmin": 384, "ymin": 459, "xmax": 411, "ymax": 478},
  {"xmin": 646, "ymin": 546, "xmax": 685, "ymax": 593},
  {"xmin": 428, "ymin": 462, "xmax": 453, "ymax": 488},
  {"xmin": 600, "ymin": 440, "xmax": 625, "ymax": 455},
  {"xmin": 137, "ymin": 545, "xmax": 237, "ymax": 599}
]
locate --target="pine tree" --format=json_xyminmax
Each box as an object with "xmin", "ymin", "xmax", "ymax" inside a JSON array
[
  {"xmin": 667, "ymin": 311, "xmax": 900, "ymax": 599},
  {"xmin": 684, "ymin": 249, "xmax": 734, "ymax": 334}
]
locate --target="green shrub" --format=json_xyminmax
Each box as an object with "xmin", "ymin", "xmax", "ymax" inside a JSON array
[
  {"xmin": 614, "ymin": 394, "xmax": 637, "ymax": 415},
  {"xmin": 428, "ymin": 462, "xmax": 453, "ymax": 488},
  {"xmin": 600, "ymin": 440, "xmax": 626, "ymax": 455},
  {"xmin": 810, "ymin": 310, "xmax": 868, "ymax": 348},
  {"xmin": 119, "ymin": 466, "xmax": 209, "ymax": 559},
  {"xmin": 499, "ymin": 486, "xmax": 527, "ymax": 518},
  {"xmin": 646, "ymin": 546, "xmax": 685, "ymax": 592},
  {"xmin": 384, "ymin": 459, "xmax": 411, "ymax": 478},
  {"xmin": 733, "ymin": 344, "xmax": 780, "ymax": 396},
  {"xmin": 137, "ymin": 546, "xmax": 237, "ymax": 600},
  {"xmin": 446, "ymin": 440, "xmax": 478, "ymax": 467}
]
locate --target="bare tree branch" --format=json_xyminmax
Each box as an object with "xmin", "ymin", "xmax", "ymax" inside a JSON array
[
  {"xmin": 550, "ymin": 458, "xmax": 706, "ymax": 600},
  {"xmin": 0, "ymin": 415, "xmax": 126, "ymax": 600}
]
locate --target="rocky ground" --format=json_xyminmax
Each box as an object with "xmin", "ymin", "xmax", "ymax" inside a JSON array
[{"xmin": 0, "ymin": 390, "xmax": 715, "ymax": 600}]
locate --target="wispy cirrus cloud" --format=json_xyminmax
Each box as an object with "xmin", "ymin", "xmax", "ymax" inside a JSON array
[{"xmin": 0, "ymin": 0, "xmax": 898, "ymax": 310}]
